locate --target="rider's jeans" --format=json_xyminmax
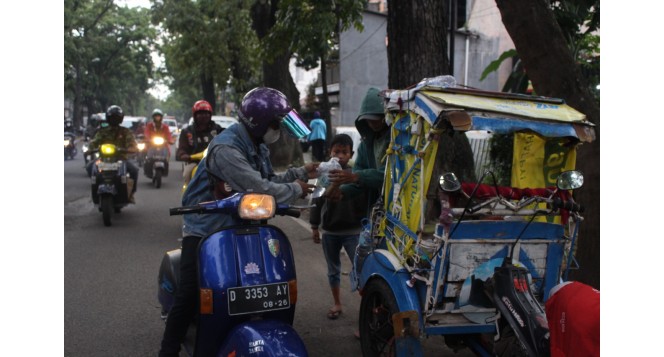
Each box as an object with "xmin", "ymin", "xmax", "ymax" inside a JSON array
[{"xmin": 159, "ymin": 235, "xmax": 202, "ymax": 357}]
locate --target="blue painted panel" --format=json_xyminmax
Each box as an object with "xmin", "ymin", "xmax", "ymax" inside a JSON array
[
  {"xmin": 470, "ymin": 116, "xmax": 579, "ymax": 138},
  {"xmin": 451, "ymin": 221, "xmax": 564, "ymax": 240}
]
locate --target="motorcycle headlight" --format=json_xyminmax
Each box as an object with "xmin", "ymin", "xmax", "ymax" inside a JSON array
[
  {"xmin": 238, "ymin": 194, "xmax": 276, "ymax": 220},
  {"xmin": 137, "ymin": 142, "xmax": 146, "ymax": 151},
  {"xmin": 64, "ymin": 139, "xmax": 71, "ymax": 146},
  {"xmin": 100, "ymin": 143, "xmax": 116, "ymax": 155},
  {"xmin": 152, "ymin": 137, "xmax": 165, "ymax": 145}
]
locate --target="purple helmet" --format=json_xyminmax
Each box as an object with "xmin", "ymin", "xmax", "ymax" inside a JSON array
[{"xmin": 239, "ymin": 87, "xmax": 293, "ymax": 138}]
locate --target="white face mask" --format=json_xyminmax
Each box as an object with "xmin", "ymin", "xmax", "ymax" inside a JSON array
[{"xmin": 262, "ymin": 127, "xmax": 281, "ymax": 144}]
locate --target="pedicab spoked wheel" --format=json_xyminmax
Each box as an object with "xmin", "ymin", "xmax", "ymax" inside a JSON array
[
  {"xmin": 359, "ymin": 278, "xmax": 398, "ymax": 357},
  {"xmin": 101, "ymin": 196, "xmax": 113, "ymax": 226}
]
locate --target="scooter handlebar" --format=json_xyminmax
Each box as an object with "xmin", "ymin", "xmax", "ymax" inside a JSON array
[
  {"xmin": 283, "ymin": 208, "xmax": 301, "ymax": 218},
  {"xmin": 169, "ymin": 205, "xmax": 204, "ymax": 216}
]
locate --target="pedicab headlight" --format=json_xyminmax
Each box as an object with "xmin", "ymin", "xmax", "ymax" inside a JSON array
[
  {"xmin": 239, "ymin": 194, "xmax": 276, "ymax": 220},
  {"xmin": 152, "ymin": 136, "xmax": 165, "ymax": 146},
  {"xmin": 100, "ymin": 144, "xmax": 116, "ymax": 155},
  {"xmin": 137, "ymin": 142, "xmax": 146, "ymax": 151}
]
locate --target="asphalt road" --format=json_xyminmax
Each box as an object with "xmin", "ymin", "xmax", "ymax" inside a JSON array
[{"xmin": 64, "ymin": 143, "xmax": 474, "ymax": 356}]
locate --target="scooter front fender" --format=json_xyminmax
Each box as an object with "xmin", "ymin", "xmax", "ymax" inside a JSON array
[{"xmin": 217, "ymin": 320, "xmax": 308, "ymax": 357}]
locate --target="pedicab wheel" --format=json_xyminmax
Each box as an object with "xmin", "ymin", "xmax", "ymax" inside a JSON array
[
  {"xmin": 101, "ymin": 196, "xmax": 113, "ymax": 226},
  {"xmin": 154, "ymin": 169, "xmax": 162, "ymax": 188},
  {"xmin": 359, "ymin": 278, "xmax": 398, "ymax": 357}
]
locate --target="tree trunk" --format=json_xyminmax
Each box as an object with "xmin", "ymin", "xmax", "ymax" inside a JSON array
[
  {"xmin": 201, "ymin": 73, "xmax": 216, "ymax": 113},
  {"xmin": 320, "ymin": 54, "xmax": 332, "ymax": 153},
  {"xmin": 74, "ymin": 64, "xmax": 83, "ymax": 129},
  {"xmin": 495, "ymin": 0, "xmax": 600, "ymax": 289},
  {"xmin": 387, "ymin": 0, "xmax": 475, "ymax": 196},
  {"xmin": 387, "ymin": 0, "xmax": 449, "ymax": 88},
  {"xmin": 251, "ymin": 0, "xmax": 302, "ymax": 168}
]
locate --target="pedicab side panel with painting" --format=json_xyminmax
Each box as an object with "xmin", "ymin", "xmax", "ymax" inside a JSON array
[{"xmin": 353, "ymin": 80, "xmax": 595, "ymax": 356}]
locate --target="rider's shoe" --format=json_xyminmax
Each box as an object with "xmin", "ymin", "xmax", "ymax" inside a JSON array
[{"xmin": 128, "ymin": 193, "xmax": 136, "ymax": 204}]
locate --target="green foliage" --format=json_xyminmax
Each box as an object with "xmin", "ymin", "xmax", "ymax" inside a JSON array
[
  {"xmin": 150, "ymin": 0, "xmax": 260, "ymax": 108},
  {"xmin": 266, "ymin": 0, "xmax": 365, "ymax": 70},
  {"xmin": 65, "ymin": 0, "xmax": 157, "ymax": 116},
  {"xmin": 487, "ymin": 133, "xmax": 514, "ymax": 186},
  {"xmin": 480, "ymin": 0, "xmax": 599, "ymax": 97}
]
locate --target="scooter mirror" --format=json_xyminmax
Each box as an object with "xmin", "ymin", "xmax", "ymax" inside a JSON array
[
  {"xmin": 439, "ymin": 172, "xmax": 461, "ymax": 192},
  {"xmin": 557, "ymin": 170, "xmax": 584, "ymax": 190}
]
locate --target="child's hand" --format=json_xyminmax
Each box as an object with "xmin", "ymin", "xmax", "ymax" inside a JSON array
[
  {"xmin": 328, "ymin": 169, "xmax": 358, "ymax": 185},
  {"xmin": 324, "ymin": 185, "xmax": 343, "ymax": 202}
]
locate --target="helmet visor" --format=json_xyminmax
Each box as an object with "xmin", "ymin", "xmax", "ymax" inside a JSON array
[{"xmin": 281, "ymin": 110, "xmax": 311, "ymax": 139}]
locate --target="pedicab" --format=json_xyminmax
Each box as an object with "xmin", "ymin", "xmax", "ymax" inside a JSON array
[{"xmin": 352, "ymin": 76, "xmax": 595, "ymax": 356}]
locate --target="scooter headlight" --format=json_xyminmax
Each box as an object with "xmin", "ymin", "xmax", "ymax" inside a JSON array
[
  {"xmin": 239, "ymin": 194, "xmax": 276, "ymax": 220},
  {"xmin": 137, "ymin": 142, "xmax": 146, "ymax": 151},
  {"xmin": 100, "ymin": 143, "xmax": 116, "ymax": 155},
  {"xmin": 64, "ymin": 139, "xmax": 71, "ymax": 146},
  {"xmin": 152, "ymin": 137, "xmax": 165, "ymax": 146}
]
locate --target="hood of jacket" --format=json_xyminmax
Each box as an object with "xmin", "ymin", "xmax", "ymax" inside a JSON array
[{"xmin": 355, "ymin": 87, "xmax": 386, "ymax": 138}]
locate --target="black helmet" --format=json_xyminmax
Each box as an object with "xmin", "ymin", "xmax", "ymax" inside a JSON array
[{"xmin": 106, "ymin": 105, "xmax": 124, "ymax": 126}]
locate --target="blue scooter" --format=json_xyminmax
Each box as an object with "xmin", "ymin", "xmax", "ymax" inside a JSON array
[{"xmin": 160, "ymin": 193, "xmax": 309, "ymax": 356}]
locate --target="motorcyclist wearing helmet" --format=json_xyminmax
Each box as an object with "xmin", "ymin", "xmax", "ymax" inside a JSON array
[
  {"xmin": 159, "ymin": 87, "xmax": 318, "ymax": 357},
  {"xmin": 176, "ymin": 100, "xmax": 223, "ymax": 187},
  {"xmin": 86, "ymin": 105, "xmax": 140, "ymax": 202},
  {"xmin": 145, "ymin": 108, "xmax": 175, "ymax": 149}
]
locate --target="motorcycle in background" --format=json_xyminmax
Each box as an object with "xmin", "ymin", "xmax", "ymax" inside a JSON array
[
  {"xmin": 135, "ymin": 134, "xmax": 147, "ymax": 168},
  {"xmin": 64, "ymin": 132, "xmax": 77, "ymax": 160},
  {"xmin": 144, "ymin": 136, "xmax": 170, "ymax": 188},
  {"xmin": 161, "ymin": 193, "xmax": 309, "ymax": 356},
  {"xmin": 89, "ymin": 143, "xmax": 133, "ymax": 226}
]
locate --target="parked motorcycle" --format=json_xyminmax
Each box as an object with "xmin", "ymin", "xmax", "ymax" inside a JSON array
[
  {"xmin": 64, "ymin": 132, "xmax": 77, "ymax": 160},
  {"xmin": 144, "ymin": 136, "xmax": 170, "ymax": 188},
  {"xmin": 89, "ymin": 143, "xmax": 133, "ymax": 226},
  {"xmin": 161, "ymin": 193, "xmax": 309, "ymax": 356}
]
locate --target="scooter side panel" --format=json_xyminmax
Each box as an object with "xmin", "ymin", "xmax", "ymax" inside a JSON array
[{"xmin": 196, "ymin": 225, "xmax": 298, "ymax": 356}]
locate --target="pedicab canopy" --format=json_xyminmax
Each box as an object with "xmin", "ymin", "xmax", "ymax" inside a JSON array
[{"xmin": 377, "ymin": 77, "xmax": 595, "ymax": 253}]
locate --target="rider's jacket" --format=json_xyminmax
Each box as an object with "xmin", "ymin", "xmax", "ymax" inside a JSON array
[
  {"xmin": 176, "ymin": 122, "xmax": 222, "ymax": 162},
  {"xmin": 89, "ymin": 125, "xmax": 138, "ymax": 160},
  {"xmin": 144, "ymin": 122, "xmax": 173, "ymax": 146},
  {"xmin": 181, "ymin": 123, "xmax": 307, "ymax": 238}
]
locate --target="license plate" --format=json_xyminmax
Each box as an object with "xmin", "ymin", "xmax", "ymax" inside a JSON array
[
  {"xmin": 227, "ymin": 282, "xmax": 290, "ymax": 316},
  {"xmin": 154, "ymin": 161, "xmax": 165, "ymax": 168},
  {"xmin": 98, "ymin": 162, "xmax": 119, "ymax": 171}
]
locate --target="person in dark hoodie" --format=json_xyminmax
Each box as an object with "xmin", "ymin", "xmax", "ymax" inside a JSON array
[{"xmin": 326, "ymin": 87, "xmax": 389, "ymax": 214}]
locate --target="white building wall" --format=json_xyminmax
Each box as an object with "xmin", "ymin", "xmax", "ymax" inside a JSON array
[{"xmin": 338, "ymin": 11, "xmax": 389, "ymax": 127}]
